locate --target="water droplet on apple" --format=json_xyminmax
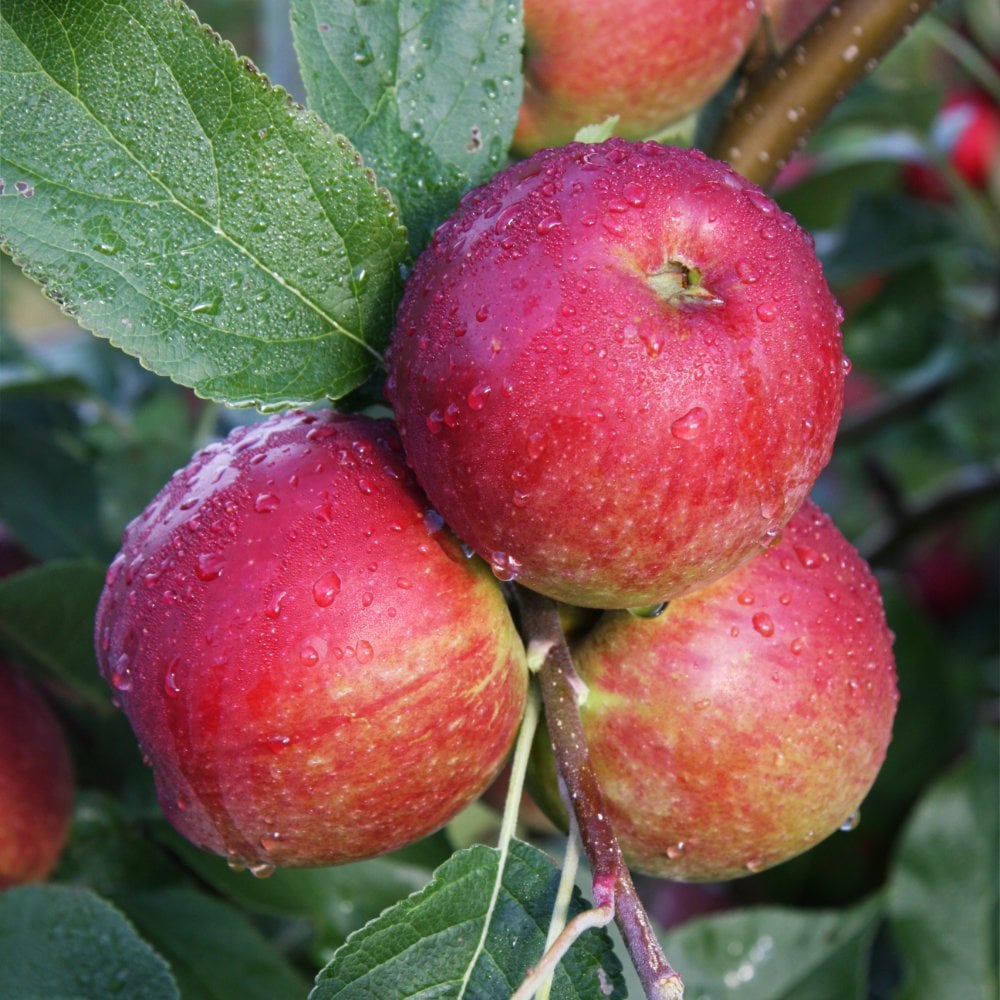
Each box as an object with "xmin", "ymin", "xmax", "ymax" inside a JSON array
[
  {"xmin": 839, "ymin": 810, "xmax": 861, "ymax": 832},
  {"xmin": 745, "ymin": 858, "xmax": 765, "ymax": 873},
  {"xmin": 259, "ymin": 832, "xmax": 281, "ymax": 854},
  {"xmin": 356, "ymin": 640, "xmax": 374, "ymax": 664},
  {"xmin": 752, "ymin": 612, "xmax": 775, "ymax": 637},
  {"xmin": 637, "ymin": 326, "xmax": 664, "ymax": 359},
  {"xmin": 248, "ymin": 861, "xmax": 276, "ymax": 879},
  {"xmin": 443, "ymin": 402, "xmax": 461, "ymax": 428},
  {"xmin": 535, "ymin": 214, "xmax": 561, "ymax": 235},
  {"xmin": 694, "ymin": 698, "xmax": 712, "ymax": 711},
  {"xmin": 111, "ymin": 653, "xmax": 132, "ymax": 691},
  {"xmin": 512, "ymin": 490, "xmax": 529, "ymax": 508},
  {"xmin": 622, "ymin": 182, "xmax": 646, "ymax": 207},
  {"xmin": 467, "ymin": 382, "xmax": 491, "ymax": 410},
  {"xmin": 666, "ymin": 841, "xmax": 686, "ymax": 859},
  {"xmin": 490, "ymin": 551, "xmax": 522, "ymax": 582},
  {"xmin": 670, "ymin": 407, "xmax": 708, "ymax": 440},
  {"xmin": 737, "ymin": 590, "xmax": 755, "ymax": 606},
  {"xmin": 299, "ymin": 643, "xmax": 319, "ymax": 666},
  {"xmin": 746, "ymin": 189, "xmax": 776, "ymax": 215},
  {"xmin": 254, "ymin": 493, "xmax": 279, "ymax": 513},
  {"xmin": 163, "ymin": 658, "xmax": 182, "ymax": 698},
  {"xmin": 755, "ymin": 303, "xmax": 777, "ymax": 322},
  {"xmin": 426, "ymin": 409, "xmax": 444, "ymax": 435},
  {"xmin": 312, "ymin": 570, "xmax": 341, "ymax": 607},
  {"xmin": 736, "ymin": 260, "xmax": 758, "ymax": 283},
  {"xmin": 794, "ymin": 545, "xmax": 822, "ymax": 569},
  {"xmin": 195, "ymin": 552, "xmax": 225, "ymax": 581},
  {"xmin": 790, "ymin": 637, "xmax": 805, "ymax": 655}
]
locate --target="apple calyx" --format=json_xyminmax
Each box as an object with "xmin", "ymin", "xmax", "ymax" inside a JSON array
[{"xmin": 646, "ymin": 260, "xmax": 723, "ymax": 307}]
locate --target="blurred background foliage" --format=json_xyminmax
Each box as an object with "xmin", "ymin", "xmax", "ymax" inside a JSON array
[{"xmin": 0, "ymin": 1, "xmax": 996, "ymax": 998}]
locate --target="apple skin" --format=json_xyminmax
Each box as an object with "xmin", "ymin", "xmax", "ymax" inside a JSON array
[
  {"xmin": 95, "ymin": 410, "xmax": 527, "ymax": 871},
  {"xmin": 388, "ymin": 140, "xmax": 845, "ymax": 609},
  {"xmin": 0, "ymin": 661, "xmax": 74, "ymax": 888},
  {"xmin": 529, "ymin": 500, "xmax": 898, "ymax": 881},
  {"xmin": 762, "ymin": 0, "xmax": 831, "ymax": 51},
  {"xmin": 513, "ymin": 0, "xmax": 761, "ymax": 155}
]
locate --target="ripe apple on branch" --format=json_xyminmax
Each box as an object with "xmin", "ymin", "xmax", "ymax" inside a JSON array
[{"xmin": 0, "ymin": 0, "xmax": 957, "ymax": 996}]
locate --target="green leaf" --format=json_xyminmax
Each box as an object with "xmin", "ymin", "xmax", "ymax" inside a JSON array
[
  {"xmin": 574, "ymin": 117, "xmax": 621, "ymax": 145},
  {"xmin": 116, "ymin": 887, "xmax": 309, "ymax": 1000},
  {"xmin": 0, "ymin": 884, "xmax": 179, "ymax": 1000},
  {"xmin": 291, "ymin": 0, "xmax": 523, "ymax": 253},
  {"xmin": 0, "ymin": 391, "xmax": 107, "ymax": 562},
  {"xmin": 312, "ymin": 839, "xmax": 626, "ymax": 999},
  {"xmin": 659, "ymin": 896, "xmax": 884, "ymax": 1000},
  {"xmin": 0, "ymin": 0, "xmax": 408, "ymax": 409},
  {"xmin": 887, "ymin": 733, "xmax": 1000, "ymax": 1000},
  {"xmin": 819, "ymin": 193, "xmax": 956, "ymax": 286},
  {"xmin": 0, "ymin": 558, "xmax": 111, "ymax": 712}
]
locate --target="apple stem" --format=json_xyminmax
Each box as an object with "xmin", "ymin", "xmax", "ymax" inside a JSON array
[
  {"xmin": 707, "ymin": 0, "xmax": 937, "ymax": 187},
  {"xmin": 514, "ymin": 586, "xmax": 685, "ymax": 1000}
]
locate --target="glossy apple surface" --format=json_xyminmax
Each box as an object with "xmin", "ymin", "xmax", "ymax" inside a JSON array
[
  {"xmin": 95, "ymin": 410, "xmax": 527, "ymax": 871},
  {"xmin": 0, "ymin": 661, "xmax": 74, "ymax": 888},
  {"xmin": 514, "ymin": 0, "xmax": 761, "ymax": 154},
  {"xmin": 388, "ymin": 140, "xmax": 845, "ymax": 609},
  {"xmin": 531, "ymin": 500, "xmax": 898, "ymax": 880}
]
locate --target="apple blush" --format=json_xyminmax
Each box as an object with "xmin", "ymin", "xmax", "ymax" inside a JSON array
[
  {"xmin": 529, "ymin": 500, "xmax": 898, "ymax": 881},
  {"xmin": 388, "ymin": 139, "xmax": 846, "ymax": 609},
  {"xmin": 95, "ymin": 410, "xmax": 527, "ymax": 872}
]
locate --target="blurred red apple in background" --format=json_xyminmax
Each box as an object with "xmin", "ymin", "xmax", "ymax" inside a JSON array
[
  {"xmin": 0, "ymin": 661, "xmax": 74, "ymax": 889},
  {"xmin": 513, "ymin": 0, "xmax": 762, "ymax": 154}
]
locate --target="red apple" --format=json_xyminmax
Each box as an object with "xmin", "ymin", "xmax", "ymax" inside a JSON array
[
  {"xmin": 0, "ymin": 661, "xmax": 74, "ymax": 888},
  {"xmin": 530, "ymin": 500, "xmax": 898, "ymax": 881},
  {"xmin": 95, "ymin": 410, "xmax": 528, "ymax": 872},
  {"xmin": 762, "ymin": 0, "xmax": 831, "ymax": 51},
  {"xmin": 388, "ymin": 140, "xmax": 845, "ymax": 609},
  {"xmin": 513, "ymin": 0, "xmax": 762, "ymax": 155}
]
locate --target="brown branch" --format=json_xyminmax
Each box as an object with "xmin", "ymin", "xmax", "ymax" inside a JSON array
[
  {"xmin": 707, "ymin": 0, "xmax": 938, "ymax": 187},
  {"xmin": 858, "ymin": 460, "xmax": 1000, "ymax": 565},
  {"xmin": 515, "ymin": 587, "xmax": 683, "ymax": 1000}
]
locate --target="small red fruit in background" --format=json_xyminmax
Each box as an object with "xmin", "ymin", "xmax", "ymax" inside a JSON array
[
  {"xmin": 904, "ymin": 87, "xmax": 1000, "ymax": 200},
  {"xmin": 389, "ymin": 139, "xmax": 846, "ymax": 609},
  {"xmin": 513, "ymin": 0, "xmax": 761, "ymax": 155},
  {"xmin": 0, "ymin": 661, "xmax": 74, "ymax": 889},
  {"xmin": 95, "ymin": 410, "xmax": 527, "ymax": 872},
  {"xmin": 530, "ymin": 500, "xmax": 898, "ymax": 881}
]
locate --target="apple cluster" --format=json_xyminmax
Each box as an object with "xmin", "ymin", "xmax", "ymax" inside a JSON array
[
  {"xmin": 95, "ymin": 133, "xmax": 896, "ymax": 883},
  {"xmin": 94, "ymin": 0, "xmax": 898, "ymax": 880}
]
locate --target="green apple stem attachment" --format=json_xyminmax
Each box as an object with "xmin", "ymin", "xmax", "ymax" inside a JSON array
[
  {"xmin": 515, "ymin": 586, "xmax": 684, "ymax": 1000},
  {"xmin": 708, "ymin": 0, "xmax": 937, "ymax": 187}
]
